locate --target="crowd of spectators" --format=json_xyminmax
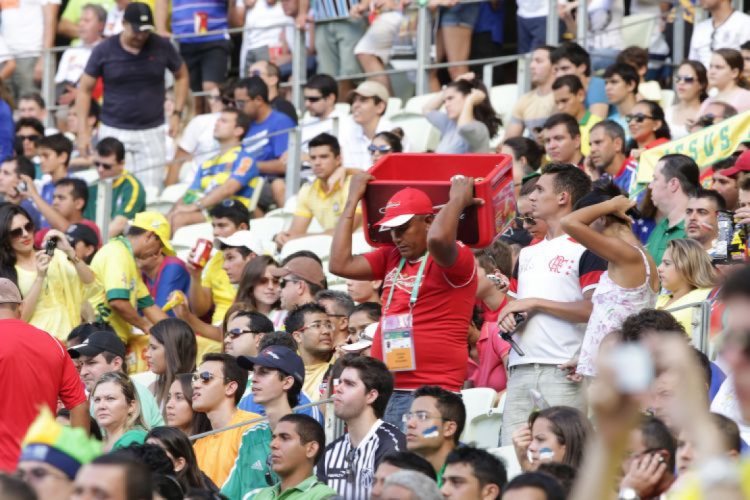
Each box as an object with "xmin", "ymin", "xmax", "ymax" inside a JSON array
[{"xmin": 1, "ymin": 0, "xmax": 750, "ymax": 499}]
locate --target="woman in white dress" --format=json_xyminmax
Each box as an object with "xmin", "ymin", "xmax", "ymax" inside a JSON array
[{"xmin": 665, "ymin": 60, "xmax": 708, "ymax": 140}]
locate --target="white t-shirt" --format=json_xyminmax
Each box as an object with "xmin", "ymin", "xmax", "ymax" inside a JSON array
[
  {"xmin": 104, "ymin": 5, "xmax": 124, "ymax": 37},
  {"xmin": 689, "ymin": 10, "xmax": 750, "ymax": 68},
  {"xmin": 1, "ymin": 0, "xmax": 62, "ymax": 57},
  {"xmin": 238, "ymin": 0, "xmax": 293, "ymax": 75},
  {"xmin": 54, "ymin": 45, "xmax": 94, "ymax": 84},
  {"xmin": 177, "ymin": 112, "xmax": 221, "ymax": 168},
  {"xmin": 587, "ymin": 0, "xmax": 624, "ymax": 51},
  {"xmin": 508, "ymin": 235, "xmax": 606, "ymax": 367},
  {"xmin": 300, "ymin": 110, "xmax": 344, "ymax": 152},
  {"xmin": 339, "ymin": 115, "xmax": 399, "ymax": 170},
  {"xmin": 710, "ymin": 376, "xmax": 750, "ymax": 445}
]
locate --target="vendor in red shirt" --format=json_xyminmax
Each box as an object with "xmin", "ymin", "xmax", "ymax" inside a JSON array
[
  {"xmin": 330, "ymin": 173, "xmax": 479, "ymax": 428},
  {"xmin": 0, "ymin": 278, "xmax": 89, "ymax": 471}
]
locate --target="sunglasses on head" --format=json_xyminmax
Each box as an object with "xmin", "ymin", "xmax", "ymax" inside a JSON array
[
  {"xmin": 94, "ymin": 161, "xmax": 115, "ymax": 170},
  {"xmin": 191, "ymin": 371, "xmax": 226, "ymax": 384},
  {"xmin": 674, "ymin": 75, "xmax": 696, "ymax": 84},
  {"xmin": 10, "ymin": 222, "xmax": 34, "ymax": 239},
  {"xmin": 625, "ymin": 113, "xmax": 654, "ymax": 124},
  {"xmin": 368, "ymin": 144, "xmax": 392, "ymax": 153}
]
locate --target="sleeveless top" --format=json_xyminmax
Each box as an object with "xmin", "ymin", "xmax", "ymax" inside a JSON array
[{"xmin": 577, "ymin": 246, "xmax": 657, "ymax": 377}]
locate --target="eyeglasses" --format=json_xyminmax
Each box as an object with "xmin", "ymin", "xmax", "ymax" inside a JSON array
[
  {"xmin": 279, "ymin": 278, "xmax": 299, "ymax": 289},
  {"xmin": 233, "ymin": 99, "xmax": 248, "ymax": 109},
  {"xmin": 259, "ymin": 277, "xmax": 280, "ymax": 286},
  {"xmin": 625, "ymin": 113, "xmax": 655, "ymax": 124},
  {"xmin": 10, "ymin": 222, "xmax": 34, "ymax": 239},
  {"xmin": 674, "ymin": 75, "xmax": 696, "ymax": 84},
  {"xmin": 16, "ymin": 467, "xmax": 67, "ymax": 482},
  {"xmin": 304, "ymin": 95, "xmax": 323, "ymax": 103},
  {"xmin": 191, "ymin": 371, "xmax": 227, "ymax": 384},
  {"xmin": 299, "ymin": 321, "xmax": 335, "ymax": 332},
  {"xmin": 94, "ymin": 161, "xmax": 115, "ymax": 170},
  {"xmin": 698, "ymin": 114, "xmax": 719, "ymax": 127},
  {"xmin": 402, "ymin": 411, "xmax": 445, "ymax": 423},
  {"xmin": 516, "ymin": 215, "xmax": 536, "ymax": 226},
  {"xmin": 225, "ymin": 328, "xmax": 262, "ymax": 339},
  {"xmin": 368, "ymin": 144, "xmax": 392, "ymax": 154},
  {"xmin": 16, "ymin": 134, "xmax": 41, "ymax": 142}
]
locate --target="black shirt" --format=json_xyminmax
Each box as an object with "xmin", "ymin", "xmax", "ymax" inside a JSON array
[
  {"xmin": 271, "ymin": 96, "xmax": 298, "ymax": 124},
  {"xmin": 84, "ymin": 34, "xmax": 183, "ymax": 130}
]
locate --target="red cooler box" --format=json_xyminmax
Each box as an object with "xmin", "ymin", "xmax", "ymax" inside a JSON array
[{"xmin": 362, "ymin": 154, "xmax": 515, "ymax": 248}]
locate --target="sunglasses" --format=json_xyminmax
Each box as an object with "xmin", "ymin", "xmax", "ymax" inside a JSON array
[
  {"xmin": 625, "ymin": 113, "xmax": 655, "ymax": 124},
  {"xmin": 279, "ymin": 278, "xmax": 299, "ymax": 288},
  {"xmin": 225, "ymin": 328, "xmax": 261, "ymax": 339},
  {"xmin": 233, "ymin": 99, "xmax": 248, "ymax": 109},
  {"xmin": 10, "ymin": 222, "xmax": 34, "ymax": 239},
  {"xmin": 17, "ymin": 134, "xmax": 41, "ymax": 142},
  {"xmin": 259, "ymin": 276, "xmax": 280, "ymax": 286},
  {"xmin": 368, "ymin": 144, "xmax": 392, "ymax": 154},
  {"xmin": 698, "ymin": 114, "xmax": 718, "ymax": 127},
  {"xmin": 516, "ymin": 215, "xmax": 536, "ymax": 226},
  {"xmin": 94, "ymin": 161, "xmax": 115, "ymax": 170},
  {"xmin": 674, "ymin": 75, "xmax": 696, "ymax": 84},
  {"xmin": 304, "ymin": 95, "xmax": 323, "ymax": 103},
  {"xmin": 191, "ymin": 371, "xmax": 227, "ymax": 384},
  {"xmin": 344, "ymin": 448, "xmax": 358, "ymax": 483}
]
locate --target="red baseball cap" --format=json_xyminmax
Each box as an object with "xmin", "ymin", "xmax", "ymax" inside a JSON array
[
  {"xmin": 715, "ymin": 150, "xmax": 750, "ymax": 177},
  {"xmin": 374, "ymin": 187, "xmax": 436, "ymax": 231}
]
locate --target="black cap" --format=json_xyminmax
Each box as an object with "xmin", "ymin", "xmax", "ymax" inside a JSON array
[
  {"xmin": 237, "ymin": 346, "xmax": 305, "ymax": 384},
  {"xmin": 123, "ymin": 3, "xmax": 155, "ymax": 32},
  {"xmin": 499, "ymin": 226, "xmax": 533, "ymax": 247},
  {"xmin": 66, "ymin": 223, "xmax": 99, "ymax": 248},
  {"xmin": 68, "ymin": 331, "xmax": 126, "ymax": 359}
]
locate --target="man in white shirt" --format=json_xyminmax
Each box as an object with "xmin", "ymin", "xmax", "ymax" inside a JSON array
[
  {"xmin": 688, "ymin": 0, "xmax": 750, "ymax": 68},
  {"xmin": 300, "ymin": 74, "xmax": 341, "ymax": 150},
  {"xmin": 1, "ymin": 0, "xmax": 61, "ymax": 101},
  {"xmin": 497, "ymin": 163, "xmax": 606, "ymax": 445},
  {"xmin": 55, "ymin": 4, "xmax": 105, "ymax": 106},
  {"xmin": 340, "ymin": 81, "xmax": 397, "ymax": 170}
]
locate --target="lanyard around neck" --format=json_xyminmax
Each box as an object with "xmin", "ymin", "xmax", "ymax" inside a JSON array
[{"xmin": 385, "ymin": 254, "xmax": 429, "ymax": 312}]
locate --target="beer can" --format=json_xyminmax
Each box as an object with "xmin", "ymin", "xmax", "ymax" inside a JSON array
[
  {"xmin": 162, "ymin": 290, "xmax": 186, "ymax": 312},
  {"xmin": 194, "ymin": 12, "xmax": 208, "ymax": 33},
  {"xmin": 190, "ymin": 238, "xmax": 213, "ymax": 269}
]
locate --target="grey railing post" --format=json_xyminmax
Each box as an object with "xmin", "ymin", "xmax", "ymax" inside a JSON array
[
  {"xmin": 673, "ymin": 1, "xmax": 685, "ymax": 74},
  {"xmin": 576, "ymin": 0, "xmax": 588, "ymax": 48},
  {"xmin": 291, "ymin": 25, "xmax": 307, "ymax": 111},
  {"xmin": 95, "ymin": 178, "xmax": 114, "ymax": 244},
  {"xmin": 517, "ymin": 53, "xmax": 531, "ymax": 96},
  {"xmin": 415, "ymin": 5, "xmax": 432, "ymax": 96},
  {"xmin": 285, "ymin": 128, "xmax": 301, "ymax": 201},
  {"xmin": 546, "ymin": 0, "xmax": 559, "ymax": 46},
  {"xmin": 41, "ymin": 49, "xmax": 56, "ymax": 128}
]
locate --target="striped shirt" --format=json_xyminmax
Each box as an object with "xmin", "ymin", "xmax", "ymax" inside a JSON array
[
  {"xmin": 171, "ymin": 0, "xmax": 229, "ymax": 43},
  {"xmin": 317, "ymin": 420, "xmax": 405, "ymax": 500},
  {"xmin": 310, "ymin": 0, "xmax": 360, "ymax": 21}
]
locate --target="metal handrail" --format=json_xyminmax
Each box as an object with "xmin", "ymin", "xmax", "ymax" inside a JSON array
[{"xmin": 663, "ymin": 299, "xmax": 714, "ymax": 356}]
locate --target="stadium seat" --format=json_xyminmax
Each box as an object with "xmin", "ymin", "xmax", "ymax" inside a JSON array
[
  {"xmin": 279, "ymin": 234, "xmax": 333, "ymax": 262},
  {"xmin": 404, "ymin": 92, "xmax": 441, "ymax": 114},
  {"xmin": 246, "ymin": 177, "xmax": 265, "ymax": 212},
  {"xmin": 159, "ymin": 182, "xmax": 190, "ymax": 204},
  {"xmin": 621, "ymin": 14, "xmax": 656, "ymax": 49},
  {"xmin": 388, "ymin": 112, "xmax": 440, "ymax": 152},
  {"xmin": 488, "ymin": 446, "xmax": 523, "ymax": 480},
  {"xmin": 385, "ymin": 97, "xmax": 403, "ymax": 118},
  {"xmin": 489, "ymin": 84, "xmax": 518, "ymax": 129},
  {"xmin": 144, "ymin": 184, "xmax": 160, "ymax": 205},
  {"xmin": 335, "ymin": 103, "xmax": 351, "ymax": 116},
  {"xmin": 352, "ymin": 230, "xmax": 372, "ymax": 256},
  {"xmin": 460, "ymin": 387, "xmax": 502, "ymax": 448},
  {"xmin": 249, "ymin": 217, "xmax": 288, "ymax": 253},
  {"xmin": 660, "ymin": 89, "xmax": 676, "ymax": 109},
  {"xmin": 75, "ymin": 168, "xmax": 99, "ymax": 186},
  {"xmin": 171, "ymin": 222, "xmax": 214, "ymax": 252}
]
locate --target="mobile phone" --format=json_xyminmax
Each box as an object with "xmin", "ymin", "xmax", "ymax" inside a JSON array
[
  {"xmin": 45, "ymin": 237, "xmax": 58, "ymax": 257},
  {"xmin": 17, "ymin": 181, "xmax": 27, "ymax": 193}
]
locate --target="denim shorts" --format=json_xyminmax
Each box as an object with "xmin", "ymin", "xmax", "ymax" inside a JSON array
[{"xmin": 438, "ymin": 3, "xmax": 480, "ymax": 29}]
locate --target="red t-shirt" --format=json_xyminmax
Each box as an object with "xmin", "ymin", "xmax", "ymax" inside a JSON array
[
  {"xmin": 0, "ymin": 319, "xmax": 87, "ymax": 471},
  {"xmin": 364, "ymin": 243, "xmax": 478, "ymax": 391}
]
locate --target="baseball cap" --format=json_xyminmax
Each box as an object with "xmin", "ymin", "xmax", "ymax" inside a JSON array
[
  {"xmin": 66, "ymin": 223, "xmax": 100, "ymax": 249},
  {"xmin": 237, "ymin": 346, "xmax": 305, "ymax": 384},
  {"xmin": 270, "ymin": 256, "xmax": 326, "ymax": 288},
  {"xmin": 68, "ymin": 331, "xmax": 126, "ymax": 359},
  {"xmin": 217, "ymin": 230, "xmax": 263, "ymax": 255},
  {"xmin": 130, "ymin": 212, "xmax": 175, "ymax": 256},
  {"xmin": 374, "ymin": 187, "xmax": 436, "ymax": 231},
  {"xmin": 0, "ymin": 277, "xmax": 22, "ymax": 304},
  {"xmin": 123, "ymin": 2, "xmax": 155, "ymax": 32},
  {"xmin": 351, "ymin": 81, "xmax": 389, "ymax": 103},
  {"xmin": 716, "ymin": 150, "xmax": 750, "ymax": 177},
  {"xmin": 341, "ymin": 323, "xmax": 377, "ymax": 352}
]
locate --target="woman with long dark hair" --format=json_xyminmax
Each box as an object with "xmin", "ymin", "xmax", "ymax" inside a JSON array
[
  {"xmin": 233, "ymin": 255, "xmax": 285, "ymax": 329},
  {"xmin": 164, "ymin": 373, "xmax": 212, "ymax": 436},
  {"xmin": 626, "ymin": 100, "xmax": 671, "ymax": 154},
  {"xmin": 666, "ymin": 61, "xmax": 708, "ymax": 139},
  {"xmin": 145, "ymin": 318, "xmax": 198, "ymax": 414},
  {"xmin": 422, "ymin": 73, "xmax": 502, "ymax": 153},
  {"xmin": 147, "ymin": 426, "xmax": 218, "ymax": 493},
  {"xmin": 0, "ymin": 203, "xmax": 97, "ymax": 340}
]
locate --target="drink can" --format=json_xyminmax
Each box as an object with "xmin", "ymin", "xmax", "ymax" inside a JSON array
[
  {"xmin": 190, "ymin": 238, "xmax": 213, "ymax": 269},
  {"xmin": 194, "ymin": 12, "xmax": 208, "ymax": 33}
]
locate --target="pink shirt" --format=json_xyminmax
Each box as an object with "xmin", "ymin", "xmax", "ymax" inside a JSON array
[{"xmin": 468, "ymin": 321, "xmax": 511, "ymax": 392}]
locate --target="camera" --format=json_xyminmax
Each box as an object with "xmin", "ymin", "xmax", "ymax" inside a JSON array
[{"xmin": 45, "ymin": 237, "xmax": 57, "ymax": 257}]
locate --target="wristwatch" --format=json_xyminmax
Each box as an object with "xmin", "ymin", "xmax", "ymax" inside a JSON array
[{"xmin": 618, "ymin": 488, "xmax": 641, "ymax": 500}]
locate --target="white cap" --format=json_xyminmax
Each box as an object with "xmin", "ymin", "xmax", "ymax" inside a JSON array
[
  {"xmin": 216, "ymin": 230, "xmax": 263, "ymax": 256},
  {"xmin": 341, "ymin": 323, "xmax": 378, "ymax": 352}
]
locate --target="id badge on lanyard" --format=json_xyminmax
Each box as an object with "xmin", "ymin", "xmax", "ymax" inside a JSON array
[{"xmin": 381, "ymin": 255, "xmax": 428, "ymax": 372}]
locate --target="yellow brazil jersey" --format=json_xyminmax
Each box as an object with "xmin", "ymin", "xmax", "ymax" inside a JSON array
[
  {"xmin": 189, "ymin": 146, "xmax": 260, "ymax": 207},
  {"xmin": 580, "ymin": 111, "xmax": 602, "ymax": 157},
  {"xmin": 294, "ymin": 175, "xmax": 360, "ymax": 231},
  {"xmin": 90, "ymin": 237, "xmax": 154, "ymax": 342},
  {"xmin": 201, "ymin": 251, "xmax": 236, "ymax": 325}
]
